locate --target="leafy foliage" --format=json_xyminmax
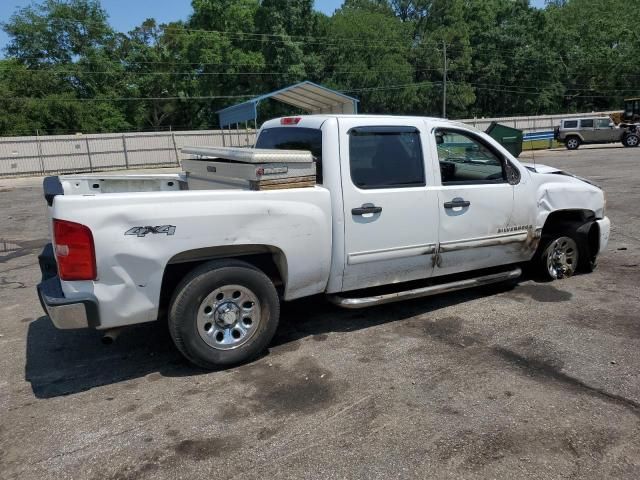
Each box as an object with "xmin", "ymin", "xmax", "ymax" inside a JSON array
[{"xmin": 0, "ymin": 0, "xmax": 638, "ymax": 135}]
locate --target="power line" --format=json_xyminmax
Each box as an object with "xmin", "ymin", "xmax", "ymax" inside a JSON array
[
  {"xmin": 0, "ymin": 94, "xmax": 256, "ymax": 102},
  {"xmin": 2, "ymin": 59, "xmax": 639, "ymax": 91},
  {"xmin": 342, "ymin": 81, "xmax": 442, "ymax": 93},
  {"xmin": 5, "ymin": 55, "xmax": 640, "ymax": 84},
  {"xmin": 1, "ymin": 68, "xmax": 633, "ymax": 96},
  {"xmin": 0, "ymin": 78, "xmax": 634, "ymax": 102},
  {"xmin": 0, "ymin": 66, "xmax": 436, "ymax": 77}
]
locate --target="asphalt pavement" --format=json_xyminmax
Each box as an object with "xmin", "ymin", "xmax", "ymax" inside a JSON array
[{"xmin": 1, "ymin": 144, "xmax": 639, "ymax": 479}]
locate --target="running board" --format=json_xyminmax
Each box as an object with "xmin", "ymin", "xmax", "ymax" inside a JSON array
[{"xmin": 327, "ymin": 267, "xmax": 522, "ymax": 309}]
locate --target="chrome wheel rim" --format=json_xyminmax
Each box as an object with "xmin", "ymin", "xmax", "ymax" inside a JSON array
[
  {"xmin": 628, "ymin": 136, "xmax": 638, "ymax": 146},
  {"xmin": 196, "ymin": 285, "xmax": 261, "ymax": 350},
  {"xmin": 546, "ymin": 237, "xmax": 578, "ymax": 279},
  {"xmin": 567, "ymin": 139, "xmax": 578, "ymax": 149}
]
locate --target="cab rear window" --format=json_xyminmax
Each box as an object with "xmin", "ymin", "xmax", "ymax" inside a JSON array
[{"xmin": 255, "ymin": 127, "xmax": 323, "ymax": 182}]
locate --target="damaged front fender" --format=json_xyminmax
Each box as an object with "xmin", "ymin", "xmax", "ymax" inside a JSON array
[{"xmin": 536, "ymin": 177, "xmax": 605, "ymax": 228}]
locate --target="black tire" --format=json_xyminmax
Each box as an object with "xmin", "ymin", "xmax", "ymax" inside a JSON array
[
  {"xmin": 623, "ymin": 134, "xmax": 639, "ymax": 148},
  {"xmin": 169, "ymin": 259, "xmax": 280, "ymax": 369},
  {"xmin": 582, "ymin": 255, "xmax": 598, "ymax": 273},
  {"xmin": 565, "ymin": 136, "xmax": 581, "ymax": 150}
]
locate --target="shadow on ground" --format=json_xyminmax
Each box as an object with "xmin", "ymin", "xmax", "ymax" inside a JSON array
[
  {"xmin": 24, "ymin": 316, "xmax": 192, "ymax": 398},
  {"xmin": 25, "ymin": 275, "xmax": 562, "ymax": 399}
]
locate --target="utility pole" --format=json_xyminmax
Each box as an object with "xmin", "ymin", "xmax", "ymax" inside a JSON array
[{"xmin": 442, "ymin": 41, "xmax": 448, "ymax": 119}]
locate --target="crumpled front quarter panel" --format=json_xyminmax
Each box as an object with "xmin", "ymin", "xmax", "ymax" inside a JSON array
[{"xmin": 535, "ymin": 174, "xmax": 605, "ymax": 228}]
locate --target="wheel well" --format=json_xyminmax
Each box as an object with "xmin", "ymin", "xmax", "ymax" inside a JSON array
[
  {"xmin": 542, "ymin": 209, "xmax": 595, "ymax": 235},
  {"xmin": 541, "ymin": 209, "xmax": 599, "ymax": 261},
  {"xmin": 158, "ymin": 247, "xmax": 286, "ymax": 320}
]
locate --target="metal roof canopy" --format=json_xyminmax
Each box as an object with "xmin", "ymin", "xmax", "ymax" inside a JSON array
[{"xmin": 217, "ymin": 81, "xmax": 359, "ymax": 129}]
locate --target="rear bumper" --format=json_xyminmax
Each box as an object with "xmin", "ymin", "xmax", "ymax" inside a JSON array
[
  {"xmin": 596, "ymin": 217, "xmax": 611, "ymax": 254},
  {"xmin": 36, "ymin": 244, "xmax": 100, "ymax": 330}
]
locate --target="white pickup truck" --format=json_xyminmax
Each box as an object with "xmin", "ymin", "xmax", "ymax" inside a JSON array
[{"xmin": 37, "ymin": 115, "xmax": 610, "ymax": 369}]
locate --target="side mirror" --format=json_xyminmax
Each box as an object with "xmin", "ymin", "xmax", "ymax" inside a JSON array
[
  {"xmin": 435, "ymin": 134, "xmax": 444, "ymax": 145},
  {"xmin": 506, "ymin": 161, "xmax": 521, "ymax": 185}
]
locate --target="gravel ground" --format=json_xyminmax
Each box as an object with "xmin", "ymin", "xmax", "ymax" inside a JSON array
[{"xmin": 1, "ymin": 144, "xmax": 639, "ymax": 479}]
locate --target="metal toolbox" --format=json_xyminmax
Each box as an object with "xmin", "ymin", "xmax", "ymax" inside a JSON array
[{"xmin": 181, "ymin": 146, "xmax": 316, "ymax": 191}]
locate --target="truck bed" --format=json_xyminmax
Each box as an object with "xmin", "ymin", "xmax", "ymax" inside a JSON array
[
  {"xmin": 54, "ymin": 145, "xmax": 317, "ymax": 195},
  {"xmin": 57, "ymin": 173, "xmax": 186, "ymax": 196}
]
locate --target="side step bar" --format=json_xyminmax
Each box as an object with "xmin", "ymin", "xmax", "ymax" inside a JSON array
[{"xmin": 327, "ymin": 267, "xmax": 522, "ymax": 309}]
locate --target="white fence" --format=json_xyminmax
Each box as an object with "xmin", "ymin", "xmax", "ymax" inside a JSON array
[
  {"xmin": 0, "ymin": 129, "xmax": 256, "ymax": 178},
  {"xmin": 0, "ymin": 110, "xmax": 618, "ymax": 178}
]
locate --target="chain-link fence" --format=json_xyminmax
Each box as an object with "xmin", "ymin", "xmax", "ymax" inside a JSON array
[{"xmin": 0, "ymin": 129, "xmax": 256, "ymax": 178}]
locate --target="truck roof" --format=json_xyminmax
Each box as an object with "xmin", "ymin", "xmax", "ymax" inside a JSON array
[{"xmin": 261, "ymin": 114, "xmax": 469, "ymax": 130}]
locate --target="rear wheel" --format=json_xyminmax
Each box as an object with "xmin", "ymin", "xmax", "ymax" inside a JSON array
[
  {"xmin": 169, "ymin": 259, "xmax": 280, "ymax": 369},
  {"xmin": 565, "ymin": 137, "xmax": 581, "ymax": 150},
  {"xmin": 623, "ymin": 134, "xmax": 639, "ymax": 147}
]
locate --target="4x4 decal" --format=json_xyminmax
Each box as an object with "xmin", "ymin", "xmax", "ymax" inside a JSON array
[{"xmin": 125, "ymin": 225, "xmax": 176, "ymax": 237}]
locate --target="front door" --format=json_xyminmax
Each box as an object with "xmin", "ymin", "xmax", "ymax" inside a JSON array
[
  {"xmin": 339, "ymin": 118, "xmax": 440, "ymax": 291},
  {"xmin": 593, "ymin": 118, "xmax": 619, "ymax": 142},
  {"xmin": 432, "ymin": 127, "xmax": 527, "ymax": 277}
]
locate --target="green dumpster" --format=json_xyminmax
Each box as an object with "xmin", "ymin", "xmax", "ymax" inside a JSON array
[{"xmin": 485, "ymin": 122, "xmax": 523, "ymax": 157}]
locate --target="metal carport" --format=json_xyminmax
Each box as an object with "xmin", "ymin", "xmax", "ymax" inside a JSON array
[{"xmin": 217, "ymin": 81, "xmax": 359, "ymax": 132}]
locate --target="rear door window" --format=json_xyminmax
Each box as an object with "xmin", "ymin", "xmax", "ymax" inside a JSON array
[
  {"xmin": 256, "ymin": 127, "xmax": 323, "ymax": 182},
  {"xmin": 580, "ymin": 119, "xmax": 594, "ymax": 128},
  {"xmin": 348, "ymin": 126, "xmax": 425, "ymax": 189}
]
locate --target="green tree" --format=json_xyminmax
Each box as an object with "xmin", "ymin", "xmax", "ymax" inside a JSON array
[
  {"xmin": 3, "ymin": 0, "xmax": 113, "ymax": 66},
  {"xmin": 0, "ymin": 0, "xmax": 127, "ymax": 134},
  {"xmin": 323, "ymin": 4, "xmax": 417, "ymax": 114}
]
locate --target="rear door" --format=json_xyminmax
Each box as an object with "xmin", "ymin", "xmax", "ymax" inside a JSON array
[
  {"xmin": 579, "ymin": 118, "xmax": 596, "ymax": 142},
  {"xmin": 339, "ymin": 118, "xmax": 439, "ymax": 291}
]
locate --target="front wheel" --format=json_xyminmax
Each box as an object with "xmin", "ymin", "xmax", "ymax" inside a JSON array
[
  {"xmin": 539, "ymin": 235, "xmax": 579, "ymax": 280},
  {"xmin": 169, "ymin": 259, "xmax": 280, "ymax": 369},
  {"xmin": 623, "ymin": 134, "xmax": 639, "ymax": 148}
]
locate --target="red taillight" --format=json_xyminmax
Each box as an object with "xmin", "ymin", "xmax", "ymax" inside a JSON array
[
  {"xmin": 280, "ymin": 117, "xmax": 301, "ymax": 125},
  {"xmin": 53, "ymin": 219, "xmax": 97, "ymax": 281}
]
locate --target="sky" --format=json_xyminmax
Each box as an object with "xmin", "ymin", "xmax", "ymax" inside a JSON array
[{"xmin": 0, "ymin": 0, "xmax": 547, "ymax": 55}]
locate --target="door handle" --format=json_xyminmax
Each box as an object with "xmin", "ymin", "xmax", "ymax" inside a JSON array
[
  {"xmin": 444, "ymin": 199, "xmax": 471, "ymax": 209},
  {"xmin": 352, "ymin": 205, "xmax": 383, "ymax": 215}
]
